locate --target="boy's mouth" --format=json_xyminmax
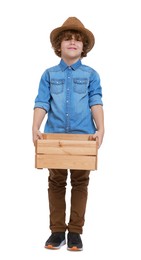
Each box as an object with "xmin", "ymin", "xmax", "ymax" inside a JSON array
[{"xmin": 68, "ymin": 47, "xmax": 77, "ymax": 50}]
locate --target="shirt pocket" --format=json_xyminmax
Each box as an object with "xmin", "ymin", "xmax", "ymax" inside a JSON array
[
  {"xmin": 73, "ymin": 78, "xmax": 88, "ymax": 94},
  {"xmin": 50, "ymin": 79, "xmax": 64, "ymax": 94}
]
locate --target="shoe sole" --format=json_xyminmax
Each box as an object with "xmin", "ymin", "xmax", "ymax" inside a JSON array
[
  {"xmin": 45, "ymin": 240, "xmax": 66, "ymax": 250},
  {"xmin": 67, "ymin": 246, "xmax": 83, "ymax": 251}
]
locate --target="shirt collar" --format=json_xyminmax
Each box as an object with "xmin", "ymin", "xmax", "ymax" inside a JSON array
[{"xmin": 59, "ymin": 59, "xmax": 82, "ymax": 71}]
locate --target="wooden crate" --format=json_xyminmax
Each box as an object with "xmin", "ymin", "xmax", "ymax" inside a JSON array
[{"xmin": 35, "ymin": 133, "xmax": 98, "ymax": 170}]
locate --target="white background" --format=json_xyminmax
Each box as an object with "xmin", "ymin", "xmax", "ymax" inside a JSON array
[{"xmin": 0, "ymin": 0, "xmax": 141, "ymax": 259}]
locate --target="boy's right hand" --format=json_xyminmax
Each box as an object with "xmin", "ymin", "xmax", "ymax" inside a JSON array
[{"xmin": 32, "ymin": 130, "xmax": 43, "ymax": 146}]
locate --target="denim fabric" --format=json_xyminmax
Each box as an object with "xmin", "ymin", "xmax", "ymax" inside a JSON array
[{"xmin": 34, "ymin": 59, "xmax": 103, "ymax": 134}]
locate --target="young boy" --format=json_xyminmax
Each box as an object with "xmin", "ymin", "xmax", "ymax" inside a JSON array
[{"xmin": 32, "ymin": 17, "xmax": 104, "ymax": 251}]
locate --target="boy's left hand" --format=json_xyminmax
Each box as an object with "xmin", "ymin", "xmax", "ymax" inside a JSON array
[{"xmin": 92, "ymin": 131, "xmax": 104, "ymax": 148}]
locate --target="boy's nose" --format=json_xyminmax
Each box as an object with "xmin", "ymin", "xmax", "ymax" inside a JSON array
[{"xmin": 70, "ymin": 37, "xmax": 75, "ymax": 43}]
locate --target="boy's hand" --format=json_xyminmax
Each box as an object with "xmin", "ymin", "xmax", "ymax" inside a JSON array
[
  {"xmin": 92, "ymin": 131, "xmax": 104, "ymax": 149},
  {"xmin": 32, "ymin": 130, "xmax": 43, "ymax": 146}
]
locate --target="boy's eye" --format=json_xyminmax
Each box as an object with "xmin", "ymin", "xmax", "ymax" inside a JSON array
[
  {"xmin": 64, "ymin": 36, "xmax": 71, "ymax": 41},
  {"xmin": 63, "ymin": 35, "xmax": 82, "ymax": 42},
  {"xmin": 64, "ymin": 38, "xmax": 81, "ymax": 41},
  {"xmin": 76, "ymin": 36, "xmax": 82, "ymax": 41}
]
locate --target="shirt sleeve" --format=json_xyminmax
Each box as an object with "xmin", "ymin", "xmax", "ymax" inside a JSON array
[
  {"xmin": 34, "ymin": 70, "xmax": 51, "ymax": 112},
  {"xmin": 89, "ymin": 70, "xmax": 103, "ymax": 107}
]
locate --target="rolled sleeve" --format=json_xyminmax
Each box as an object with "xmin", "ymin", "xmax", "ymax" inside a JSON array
[
  {"xmin": 89, "ymin": 70, "xmax": 103, "ymax": 107},
  {"xmin": 34, "ymin": 102, "xmax": 50, "ymax": 112},
  {"xmin": 34, "ymin": 70, "xmax": 51, "ymax": 112}
]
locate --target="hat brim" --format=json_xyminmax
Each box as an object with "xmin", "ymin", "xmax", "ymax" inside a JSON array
[{"xmin": 50, "ymin": 25, "xmax": 95, "ymax": 52}]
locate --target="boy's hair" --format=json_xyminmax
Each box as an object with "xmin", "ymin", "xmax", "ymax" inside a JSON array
[{"xmin": 52, "ymin": 30, "xmax": 89, "ymax": 58}]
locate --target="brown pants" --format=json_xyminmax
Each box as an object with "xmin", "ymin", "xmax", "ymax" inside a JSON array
[{"xmin": 48, "ymin": 169, "xmax": 90, "ymax": 234}]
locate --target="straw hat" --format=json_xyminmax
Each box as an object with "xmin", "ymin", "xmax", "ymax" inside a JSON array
[{"xmin": 50, "ymin": 17, "xmax": 95, "ymax": 52}]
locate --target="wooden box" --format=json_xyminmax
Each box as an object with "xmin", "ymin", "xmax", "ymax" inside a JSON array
[{"xmin": 35, "ymin": 133, "xmax": 98, "ymax": 170}]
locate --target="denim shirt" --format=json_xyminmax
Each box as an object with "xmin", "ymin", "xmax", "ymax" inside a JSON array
[{"xmin": 34, "ymin": 59, "xmax": 103, "ymax": 134}]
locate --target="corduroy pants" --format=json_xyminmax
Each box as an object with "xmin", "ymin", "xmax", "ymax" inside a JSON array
[{"xmin": 48, "ymin": 169, "xmax": 90, "ymax": 234}]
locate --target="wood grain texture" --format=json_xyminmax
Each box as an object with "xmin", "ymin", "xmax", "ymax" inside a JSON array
[{"xmin": 35, "ymin": 134, "xmax": 98, "ymax": 170}]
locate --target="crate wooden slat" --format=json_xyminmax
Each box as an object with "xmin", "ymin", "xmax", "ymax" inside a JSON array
[
  {"xmin": 36, "ymin": 140, "xmax": 97, "ymax": 155},
  {"xmin": 41, "ymin": 133, "xmax": 95, "ymax": 140},
  {"xmin": 35, "ymin": 133, "xmax": 98, "ymax": 170}
]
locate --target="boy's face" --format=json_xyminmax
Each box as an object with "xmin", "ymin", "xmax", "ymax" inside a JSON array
[{"xmin": 60, "ymin": 34, "xmax": 83, "ymax": 61}]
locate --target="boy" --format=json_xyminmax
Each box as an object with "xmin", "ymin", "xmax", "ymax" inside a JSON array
[{"xmin": 32, "ymin": 17, "xmax": 104, "ymax": 251}]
